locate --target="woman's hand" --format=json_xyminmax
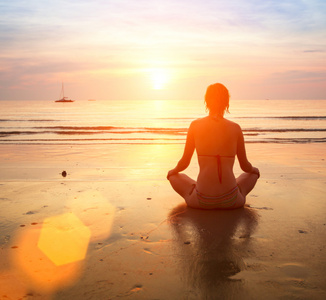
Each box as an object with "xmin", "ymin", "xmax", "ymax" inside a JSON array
[
  {"xmin": 251, "ymin": 167, "xmax": 260, "ymax": 178},
  {"xmin": 167, "ymin": 169, "xmax": 178, "ymax": 180}
]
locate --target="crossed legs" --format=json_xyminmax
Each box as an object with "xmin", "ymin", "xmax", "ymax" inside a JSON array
[
  {"xmin": 168, "ymin": 172, "xmax": 259, "ymax": 208},
  {"xmin": 236, "ymin": 172, "xmax": 259, "ymax": 198}
]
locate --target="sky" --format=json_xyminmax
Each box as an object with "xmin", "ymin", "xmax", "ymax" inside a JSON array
[{"xmin": 0, "ymin": 0, "xmax": 325, "ymax": 101}]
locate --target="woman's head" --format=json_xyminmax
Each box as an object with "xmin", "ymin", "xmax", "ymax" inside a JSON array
[{"xmin": 204, "ymin": 83, "xmax": 230, "ymax": 116}]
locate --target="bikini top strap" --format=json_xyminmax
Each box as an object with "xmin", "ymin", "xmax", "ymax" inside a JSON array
[
  {"xmin": 216, "ymin": 155, "xmax": 222, "ymax": 183},
  {"xmin": 198, "ymin": 154, "xmax": 223, "ymax": 183},
  {"xmin": 198, "ymin": 154, "xmax": 235, "ymax": 183}
]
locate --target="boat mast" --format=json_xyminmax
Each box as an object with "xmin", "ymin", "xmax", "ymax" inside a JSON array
[{"xmin": 61, "ymin": 82, "xmax": 65, "ymax": 99}]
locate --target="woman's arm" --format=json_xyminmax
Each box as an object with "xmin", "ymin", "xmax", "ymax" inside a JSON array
[
  {"xmin": 167, "ymin": 122, "xmax": 196, "ymax": 179},
  {"xmin": 236, "ymin": 125, "xmax": 260, "ymax": 177}
]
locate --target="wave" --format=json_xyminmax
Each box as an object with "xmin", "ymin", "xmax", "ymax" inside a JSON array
[
  {"xmin": 43, "ymin": 125, "xmax": 326, "ymax": 133},
  {"xmin": 1, "ymin": 126, "xmax": 326, "ymax": 137},
  {"xmin": 249, "ymin": 137, "xmax": 326, "ymax": 144},
  {"xmin": 1, "ymin": 137, "xmax": 325, "ymax": 145},
  {"xmin": 243, "ymin": 128, "xmax": 326, "ymax": 133},
  {"xmin": 2, "ymin": 115, "xmax": 325, "ymax": 124},
  {"xmin": 0, "ymin": 119, "xmax": 60, "ymax": 122},
  {"xmin": 237, "ymin": 116, "xmax": 326, "ymax": 120},
  {"xmin": 1, "ymin": 124, "xmax": 325, "ymax": 144},
  {"xmin": 157, "ymin": 116, "xmax": 326, "ymax": 120}
]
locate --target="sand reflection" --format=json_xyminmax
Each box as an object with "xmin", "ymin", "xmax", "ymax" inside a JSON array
[{"xmin": 169, "ymin": 204, "xmax": 258, "ymax": 299}]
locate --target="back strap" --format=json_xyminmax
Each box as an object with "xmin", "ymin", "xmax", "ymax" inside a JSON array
[{"xmin": 198, "ymin": 154, "xmax": 234, "ymax": 183}]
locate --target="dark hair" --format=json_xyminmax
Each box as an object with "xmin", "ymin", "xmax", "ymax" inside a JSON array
[{"xmin": 204, "ymin": 83, "xmax": 230, "ymax": 115}]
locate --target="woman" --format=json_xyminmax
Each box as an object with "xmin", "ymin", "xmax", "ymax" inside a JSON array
[{"xmin": 167, "ymin": 83, "xmax": 260, "ymax": 209}]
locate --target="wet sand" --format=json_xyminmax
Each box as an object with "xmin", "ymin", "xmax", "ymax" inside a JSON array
[{"xmin": 0, "ymin": 143, "xmax": 326, "ymax": 299}]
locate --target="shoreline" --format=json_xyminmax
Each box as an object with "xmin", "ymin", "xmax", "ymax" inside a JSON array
[{"xmin": 1, "ymin": 143, "xmax": 326, "ymax": 299}]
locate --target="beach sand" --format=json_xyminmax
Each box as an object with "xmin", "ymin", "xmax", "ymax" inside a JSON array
[{"xmin": 0, "ymin": 143, "xmax": 326, "ymax": 299}]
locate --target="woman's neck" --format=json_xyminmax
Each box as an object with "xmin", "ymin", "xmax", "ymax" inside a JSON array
[{"xmin": 209, "ymin": 112, "xmax": 224, "ymax": 121}]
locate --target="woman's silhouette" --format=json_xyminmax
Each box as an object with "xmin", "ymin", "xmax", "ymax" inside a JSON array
[{"xmin": 167, "ymin": 83, "xmax": 260, "ymax": 209}]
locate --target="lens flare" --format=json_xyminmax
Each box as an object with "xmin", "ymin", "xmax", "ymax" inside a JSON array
[
  {"xmin": 11, "ymin": 223, "xmax": 84, "ymax": 292},
  {"xmin": 38, "ymin": 213, "xmax": 91, "ymax": 266}
]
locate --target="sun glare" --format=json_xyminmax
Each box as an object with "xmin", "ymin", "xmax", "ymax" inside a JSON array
[{"xmin": 150, "ymin": 68, "xmax": 169, "ymax": 90}]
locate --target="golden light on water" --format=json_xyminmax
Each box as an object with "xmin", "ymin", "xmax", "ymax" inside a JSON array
[{"xmin": 38, "ymin": 213, "xmax": 91, "ymax": 266}]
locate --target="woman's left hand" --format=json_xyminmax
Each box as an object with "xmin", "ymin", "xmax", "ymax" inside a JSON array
[{"xmin": 251, "ymin": 167, "xmax": 260, "ymax": 178}]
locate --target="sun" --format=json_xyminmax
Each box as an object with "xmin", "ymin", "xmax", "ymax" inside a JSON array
[{"xmin": 150, "ymin": 68, "xmax": 169, "ymax": 90}]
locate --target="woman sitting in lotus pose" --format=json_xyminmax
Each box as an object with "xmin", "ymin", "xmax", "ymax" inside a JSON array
[{"xmin": 167, "ymin": 83, "xmax": 260, "ymax": 209}]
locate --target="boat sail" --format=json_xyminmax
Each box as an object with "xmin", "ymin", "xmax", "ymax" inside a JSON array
[{"xmin": 55, "ymin": 83, "xmax": 74, "ymax": 102}]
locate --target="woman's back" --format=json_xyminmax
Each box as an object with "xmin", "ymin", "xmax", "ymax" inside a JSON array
[{"xmin": 191, "ymin": 116, "xmax": 240, "ymax": 195}]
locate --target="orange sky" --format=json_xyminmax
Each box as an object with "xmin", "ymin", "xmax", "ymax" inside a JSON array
[{"xmin": 0, "ymin": 0, "xmax": 325, "ymax": 100}]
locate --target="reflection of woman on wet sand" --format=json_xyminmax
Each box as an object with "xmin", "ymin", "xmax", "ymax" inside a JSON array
[
  {"xmin": 168, "ymin": 203, "xmax": 258, "ymax": 298},
  {"xmin": 167, "ymin": 83, "xmax": 260, "ymax": 209}
]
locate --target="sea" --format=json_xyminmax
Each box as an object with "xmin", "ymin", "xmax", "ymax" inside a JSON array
[{"xmin": 0, "ymin": 99, "xmax": 325, "ymax": 145}]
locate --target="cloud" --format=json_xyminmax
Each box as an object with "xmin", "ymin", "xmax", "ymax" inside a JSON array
[
  {"xmin": 1, "ymin": 0, "xmax": 326, "ymax": 100},
  {"xmin": 303, "ymin": 49, "xmax": 325, "ymax": 53},
  {"xmin": 269, "ymin": 70, "xmax": 326, "ymax": 83}
]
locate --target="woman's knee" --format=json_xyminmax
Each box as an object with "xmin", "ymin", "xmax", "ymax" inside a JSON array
[
  {"xmin": 168, "ymin": 173, "xmax": 196, "ymax": 198},
  {"xmin": 237, "ymin": 172, "xmax": 258, "ymax": 197},
  {"xmin": 168, "ymin": 173, "xmax": 186, "ymax": 188},
  {"xmin": 169, "ymin": 173, "xmax": 195, "ymax": 185}
]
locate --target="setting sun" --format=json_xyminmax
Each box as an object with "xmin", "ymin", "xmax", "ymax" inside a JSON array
[{"xmin": 150, "ymin": 68, "xmax": 169, "ymax": 90}]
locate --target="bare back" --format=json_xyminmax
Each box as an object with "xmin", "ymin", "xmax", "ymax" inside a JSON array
[{"xmin": 190, "ymin": 116, "xmax": 241, "ymax": 195}]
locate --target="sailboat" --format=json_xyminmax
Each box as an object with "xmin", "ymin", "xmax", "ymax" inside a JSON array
[{"xmin": 55, "ymin": 83, "xmax": 74, "ymax": 102}]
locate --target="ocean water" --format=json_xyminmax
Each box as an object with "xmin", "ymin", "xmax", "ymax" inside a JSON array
[{"xmin": 0, "ymin": 99, "xmax": 325, "ymax": 145}]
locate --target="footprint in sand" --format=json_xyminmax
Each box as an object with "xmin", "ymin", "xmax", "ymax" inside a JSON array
[
  {"xmin": 143, "ymin": 248, "xmax": 158, "ymax": 255},
  {"xmin": 24, "ymin": 210, "xmax": 38, "ymax": 215},
  {"xmin": 130, "ymin": 284, "xmax": 143, "ymax": 292},
  {"xmin": 118, "ymin": 284, "xmax": 143, "ymax": 297},
  {"xmin": 251, "ymin": 206, "xmax": 273, "ymax": 210},
  {"xmin": 279, "ymin": 263, "xmax": 309, "ymax": 279}
]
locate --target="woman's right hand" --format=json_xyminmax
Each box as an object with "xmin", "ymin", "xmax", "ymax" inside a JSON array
[{"xmin": 167, "ymin": 169, "xmax": 178, "ymax": 180}]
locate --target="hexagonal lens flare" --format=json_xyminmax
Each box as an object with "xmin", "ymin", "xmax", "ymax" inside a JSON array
[{"xmin": 37, "ymin": 213, "xmax": 91, "ymax": 266}]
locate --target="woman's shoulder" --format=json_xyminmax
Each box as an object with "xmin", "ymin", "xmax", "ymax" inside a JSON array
[
  {"xmin": 224, "ymin": 118, "xmax": 241, "ymax": 128},
  {"xmin": 224, "ymin": 119, "xmax": 242, "ymax": 135},
  {"xmin": 190, "ymin": 117, "xmax": 207, "ymax": 126},
  {"xmin": 191, "ymin": 117, "xmax": 242, "ymax": 131}
]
